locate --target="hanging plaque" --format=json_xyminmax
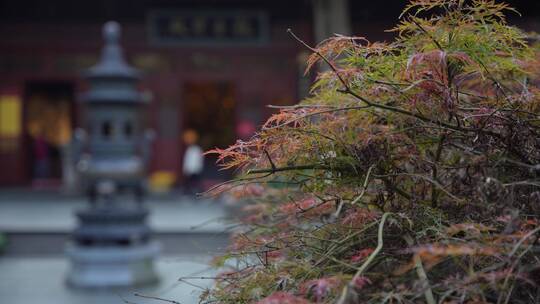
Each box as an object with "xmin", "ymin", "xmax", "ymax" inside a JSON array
[{"xmin": 148, "ymin": 10, "xmax": 269, "ymax": 45}]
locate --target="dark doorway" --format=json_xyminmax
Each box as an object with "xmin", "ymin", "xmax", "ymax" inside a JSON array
[
  {"xmin": 24, "ymin": 82, "xmax": 74, "ymax": 185},
  {"xmin": 181, "ymin": 82, "xmax": 236, "ymax": 182}
]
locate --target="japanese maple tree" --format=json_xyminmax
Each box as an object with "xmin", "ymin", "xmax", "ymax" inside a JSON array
[{"xmin": 199, "ymin": 1, "xmax": 540, "ymax": 303}]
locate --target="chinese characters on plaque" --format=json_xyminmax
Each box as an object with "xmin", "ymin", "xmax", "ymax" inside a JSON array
[{"xmin": 149, "ymin": 11, "xmax": 268, "ymax": 44}]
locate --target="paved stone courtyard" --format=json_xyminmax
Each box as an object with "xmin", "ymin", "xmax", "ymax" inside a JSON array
[
  {"xmin": 0, "ymin": 256, "xmax": 216, "ymax": 304},
  {"xmin": 0, "ymin": 190, "xmax": 230, "ymax": 304}
]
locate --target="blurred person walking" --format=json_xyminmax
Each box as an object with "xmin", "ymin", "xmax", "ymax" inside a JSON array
[{"xmin": 182, "ymin": 129, "xmax": 204, "ymax": 195}]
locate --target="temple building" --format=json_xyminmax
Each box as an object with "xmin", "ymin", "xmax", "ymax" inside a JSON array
[{"xmin": 0, "ymin": 0, "xmax": 538, "ymax": 189}]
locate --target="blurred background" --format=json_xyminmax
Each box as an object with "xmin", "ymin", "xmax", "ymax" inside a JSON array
[
  {"xmin": 0, "ymin": 0, "xmax": 539, "ymax": 191},
  {"xmin": 0, "ymin": 0, "xmax": 539, "ymax": 303}
]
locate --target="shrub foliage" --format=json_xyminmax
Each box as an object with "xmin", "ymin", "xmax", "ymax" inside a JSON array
[{"xmin": 202, "ymin": 1, "xmax": 540, "ymax": 303}]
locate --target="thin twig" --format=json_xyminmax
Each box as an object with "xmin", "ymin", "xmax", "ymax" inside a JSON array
[
  {"xmin": 509, "ymin": 226, "xmax": 540, "ymax": 257},
  {"xmin": 404, "ymin": 234, "xmax": 436, "ymax": 304},
  {"xmin": 336, "ymin": 212, "xmax": 392, "ymax": 304},
  {"xmin": 267, "ymin": 104, "xmax": 338, "ymax": 109},
  {"xmin": 247, "ymin": 164, "xmax": 330, "ymax": 175},
  {"xmin": 263, "ymin": 149, "xmax": 276, "ymax": 172},
  {"xmin": 351, "ymin": 165, "xmax": 375, "ymax": 205},
  {"xmin": 263, "ymin": 105, "xmax": 370, "ymax": 130},
  {"xmin": 133, "ymin": 293, "xmax": 182, "ymax": 304},
  {"xmin": 287, "ymin": 28, "xmax": 349, "ymax": 89},
  {"xmin": 178, "ymin": 278, "xmax": 207, "ymax": 290},
  {"xmin": 411, "ymin": 18, "xmax": 444, "ymax": 51},
  {"xmin": 353, "ymin": 212, "xmax": 392, "ymax": 279}
]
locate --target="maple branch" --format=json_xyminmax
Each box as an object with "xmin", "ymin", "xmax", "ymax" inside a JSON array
[
  {"xmin": 267, "ymin": 104, "xmax": 338, "ymax": 109},
  {"xmin": 337, "ymin": 213, "xmax": 392, "ymax": 304},
  {"xmin": 247, "ymin": 164, "xmax": 331, "ymax": 175},
  {"xmin": 354, "ymin": 212, "xmax": 391, "ymax": 278},
  {"xmin": 133, "ymin": 293, "xmax": 181, "ymax": 304},
  {"xmin": 404, "ymin": 234, "xmax": 436, "ymax": 304},
  {"xmin": 431, "ymin": 133, "xmax": 447, "ymax": 207},
  {"xmin": 380, "ymin": 176, "xmax": 413, "ymax": 201},
  {"xmin": 202, "ymin": 174, "xmax": 272, "ymax": 196},
  {"xmin": 350, "ymin": 165, "xmax": 375, "ymax": 205},
  {"xmin": 288, "ymin": 29, "xmax": 501, "ymax": 138},
  {"xmin": 287, "ymin": 28, "xmax": 349, "ymax": 89},
  {"xmin": 411, "ymin": 18, "xmax": 444, "ymax": 51},
  {"xmin": 263, "ymin": 149, "xmax": 276, "ymax": 172},
  {"xmin": 338, "ymin": 88, "xmax": 500, "ymax": 136},
  {"xmin": 263, "ymin": 105, "xmax": 369, "ymax": 130}
]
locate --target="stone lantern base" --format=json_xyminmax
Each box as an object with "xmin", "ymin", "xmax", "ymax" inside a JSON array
[
  {"xmin": 65, "ymin": 207, "xmax": 160, "ymax": 288},
  {"xmin": 65, "ymin": 241, "xmax": 160, "ymax": 288}
]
